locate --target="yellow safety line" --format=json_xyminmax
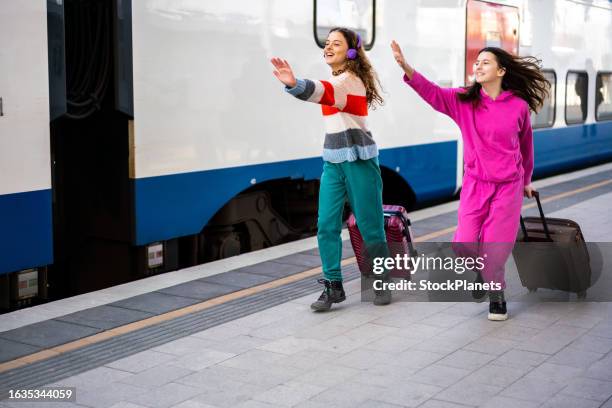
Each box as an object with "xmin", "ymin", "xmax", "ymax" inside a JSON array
[{"xmin": 1, "ymin": 177, "xmax": 611, "ymax": 373}]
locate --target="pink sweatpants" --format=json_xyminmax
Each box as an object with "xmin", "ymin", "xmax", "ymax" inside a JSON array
[{"xmin": 453, "ymin": 174, "xmax": 524, "ymax": 289}]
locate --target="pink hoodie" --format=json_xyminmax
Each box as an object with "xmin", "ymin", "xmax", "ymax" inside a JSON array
[{"xmin": 404, "ymin": 72, "xmax": 534, "ymax": 186}]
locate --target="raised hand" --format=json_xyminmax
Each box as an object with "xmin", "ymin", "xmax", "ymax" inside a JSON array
[
  {"xmin": 391, "ymin": 40, "xmax": 414, "ymax": 78},
  {"xmin": 271, "ymin": 57, "xmax": 297, "ymax": 88}
]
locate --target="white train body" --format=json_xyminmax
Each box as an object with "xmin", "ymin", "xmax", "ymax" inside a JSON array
[{"xmin": 1, "ymin": 0, "xmax": 611, "ymax": 303}]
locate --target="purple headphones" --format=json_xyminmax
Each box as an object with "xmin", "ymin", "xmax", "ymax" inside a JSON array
[{"xmin": 346, "ymin": 33, "xmax": 362, "ymax": 60}]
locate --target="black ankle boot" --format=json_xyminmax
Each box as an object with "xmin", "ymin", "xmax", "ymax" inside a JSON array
[
  {"xmin": 311, "ymin": 279, "xmax": 346, "ymax": 312},
  {"xmin": 373, "ymin": 274, "xmax": 392, "ymax": 306},
  {"xmin": 488, "ymin": 290, "xmax": 508, "ymax": 321}
]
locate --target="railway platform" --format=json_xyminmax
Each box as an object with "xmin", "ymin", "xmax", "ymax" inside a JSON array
[{"xmin": 1, "ymin": 163, "xmax": 612, "ymax": 408}]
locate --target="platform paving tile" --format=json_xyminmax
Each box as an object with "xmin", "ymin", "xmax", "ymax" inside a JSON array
[
  {"xmin": 117, "ymin": 364, "xmax": 195, "ymax": 388},
  {"xmin": 2, "ymin": 402, "xmax": 84, "ymax": 408},
  {"xmin": 420, "ymin": 401, "xmax": 482, "ymax": 408},
  {"xmin": 167, "ymin": 348, "xmax": 236, "ymax": 371},
  {"xmin": 233, "ymin": 401, "xmax": 284, "ymax": 408},
  {"xmin": 491, "ymin": 348, "xmax": 550, "ymax": 369},
  {"xmin": 406, "ymin": 363, "xmax": 471, "ymax": 388},
  {"xmin": 561, "ymin": 377, "xmax": 612, "ymax": 402},
  {"xmin": 0, "ymin": 319, "xmax": 101, "ymax": 349},
  {"xmin": 569, "ymin": 333, "xmax": 612, "ymax": 354},
  {"xmin": 252, "ymin": 381, "xmax": 325, "ymax": 407},
  {"xmin": 436, "ymin": 349, "xmax": 496, "ymax": 371},
  {"xmin": 523, "ymin": 362, "xmax": 584, "ymax": 384},
  {"xmin": 0, "ymin": 337, "xmax": 42, "ymax": 363},
  {"xmin": 104, "ymin": 349, "xmax": 178, "ymax": 373},
  {"xmin": 110, "ymin": 292, "xmax": 201, "ymax": 315},
  {"xmin": 584, "ymin": 354, "xmax": 612, "ymax": 382},
  {"xmin": 198, "ymin": 270, "xmax": 278, "ymax": 289},
  {"xmin": 547, "ymin": 345, "xmax": 605, "ymax": 369},
  {"xmin": 188, "ymin": 380, "xmax": 269, "ymax": 408},
  {"xmin": 387, "ymin": 349, "xmax": 446, "ymax": 371},
  {"xmin": 500, "ymin": 376, "xmax": 567, "ymax": 404},
  {"xmin": 433, "ymin": 377, "xmax": 503, "ymax": 407},
  {"xmin": 412, "ymin": 337, "xmax": 470, "ymax": 355},
  {"xmin": 369, "ymin": 381, "xmax": 444, "ymax": 407},
  {"xmin": 107, "ymin": 403, "xmax": 150, "ymax": 408},
  {"xmin": 462, "ymin": 363, "xmax": 531, "ymax": 388},
  {"xmin": 354, "ymin": 401, "xmax": 406, "ymax": 408},
  {"xmin": 51, "ymin": 366, "xmax": 136, "ymax": 393},
  {"xmin": 255, "ymin": 336, "xmax": 322, "ymax": 355},
  {"xmin": 352, "ymin": 365, "xmax": 420, "ymax": 390},
  {"xmin": 74, "ymin": 382, "xmax": 149, "ymax": 408},
  {"xmin": 514, "ymin": 322, "xmax": 589, "ymax": 354},
  {"xmin": 272, "ymin": 253, "xmax": 322, "ymax": 268},
  {"xmin": 590, "ymin": 321, "xmax": 612, "ymax": 339},
  {"xmin": 177, "ymin": 364, "xmax": 298, "ymax": 390},
  {"xmin": 293, "ymin": 364, "xmax": 360, "ymax": 388},
  {"xmin": 306, "ymin": 382, "xmax": 389, "ymax": 408},
  {"xmin": 55, "ymin": 305, "xmax": 154, "ymax": 331},
  {"xmin": 541, "ymin": 394, "xmax": 602, "ymax": 408},
  {"xmin": 479, "ymin": 396, "xmax": 540, "ymax": 408},
  {"xmin": 124, "ymin": 382, "xmax": 204, "ymax": 408},
  {"xmin": 218, "ymin": 349, "xmax": 287, "ymax": 371},
  {"xmin": 201, "ymin": 334, "xmax": 268, "ymax": 354},
  {"xmin": 362, "ymin": 334, "xmax": 422, "ymax": 353},
  {"xmin": 232, "ymin": 261, "xmax": 308, "ymax": 278},
  {"xmin": 462, "ymin": 336, "xmax": 519, "ymax": 356},
  {"xmin": 156, "ymin": 280, "xmax": 242, "ymax": 301}
]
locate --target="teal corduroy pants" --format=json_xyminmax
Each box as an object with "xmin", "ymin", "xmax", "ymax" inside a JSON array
[{"xmin": 317, "ymin": 157, "xmax": 389, "ymax": 281}]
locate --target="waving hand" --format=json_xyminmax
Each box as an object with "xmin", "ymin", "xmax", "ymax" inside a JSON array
[{"xmin": 271, "ymin": 57, "xmax": 297, "ymax": 88}]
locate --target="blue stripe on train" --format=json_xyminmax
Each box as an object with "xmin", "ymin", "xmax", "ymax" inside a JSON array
[
  {"xmin": 132, "ymin": 141, "xmax": 459, "ymax": 245},
  {"xmin": 0, "ymin": 189, "xmax": 53, "ymax": 275},
  {"xmin": 533, "ymin": 122, "xmax": 612, "ymax": 178}
]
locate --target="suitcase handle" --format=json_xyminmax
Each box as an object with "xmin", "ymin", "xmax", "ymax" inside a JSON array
[
  {"xmin": 384, "ymin": 210, "xmax": 412, "ymax": 239},
  {"xmin": 520, "ymin": 191, "xmax": 552, "ymax": 241},
  {"xmin": 383, "ymin": 210, "xmax": 418, "ymax": 257},
  {"xmin": 384, "ymin": 210, "xmax": 411, "ymax": 225}
]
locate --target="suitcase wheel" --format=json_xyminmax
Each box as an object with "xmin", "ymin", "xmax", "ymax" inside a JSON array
[
  {"xmin": 577, "ymin": 290, "xmax": 587, "ymax": 300},
  {"xmin": 527, "ymin": 287, "xmax": 538, "ymax": 293}
]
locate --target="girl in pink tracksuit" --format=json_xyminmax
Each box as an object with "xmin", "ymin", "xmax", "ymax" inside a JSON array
[{"xmin": 391, "ymin": 42, "xmax": 550, "ymax": 320}]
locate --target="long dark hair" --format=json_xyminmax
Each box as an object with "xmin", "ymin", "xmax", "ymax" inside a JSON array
[
  {"xmin": 458, "ymin": 47, "xmax": 550, "ymax": 113},
  {"xmin": 329, "ymin": 27, "xmax": 384, "ymax": 108}
]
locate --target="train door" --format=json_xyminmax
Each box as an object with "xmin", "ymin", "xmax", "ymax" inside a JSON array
[
  {"xmin": 0, "ymin": 2, "xmax": 53, "ymax": 309},
  {"xmin": 465, "ymin": 0, "xmax": 519, "ymax": 84}
]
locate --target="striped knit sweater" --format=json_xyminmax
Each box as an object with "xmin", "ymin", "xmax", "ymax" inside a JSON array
[{"xmin": 285, "ymin": 72, "xmax": 378, "ymax": 163}]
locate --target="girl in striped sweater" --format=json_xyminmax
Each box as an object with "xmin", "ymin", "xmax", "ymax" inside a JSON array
[{"xmin": 271, "ymin": 27, "xmax": 390, "ymax": 311}]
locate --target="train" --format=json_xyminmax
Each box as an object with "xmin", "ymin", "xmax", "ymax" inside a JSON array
[{"xmin": 1, "ymin": 0, "xmax": 611, "ymax": 310}]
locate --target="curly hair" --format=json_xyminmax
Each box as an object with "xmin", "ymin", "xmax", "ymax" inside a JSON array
[
  {"xmin": 459, "ymin": 47, "xmax": 551, "ymax": 113},
  {"xmin": 329, "ymin": 27, "xmax": 384, "ymax": 108}
]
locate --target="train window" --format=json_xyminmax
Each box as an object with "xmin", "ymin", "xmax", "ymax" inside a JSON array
[
  {"xmin": 565, "ymin": 71, "xmax": 588, "ymax": 125},
  {"xmin": 314, "ymin": 0, "xmax": 375, "ymax": 50},
  {"xmin": 596, "ymin": 72, "xmax": 612, "ymax": 121},
  {"xmin": 532, "ymin": 70, "xmax": 556, "ymax": 128}
]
